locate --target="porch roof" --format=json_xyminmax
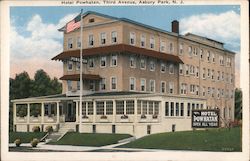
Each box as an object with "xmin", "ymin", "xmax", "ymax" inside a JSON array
[
  {"xmin": 52, "ymin": 44, "xmax": 183, "ymax": 64},
  {"xmin": 60, "ymin": 74, "xmax": 102, "ymax": 81}
]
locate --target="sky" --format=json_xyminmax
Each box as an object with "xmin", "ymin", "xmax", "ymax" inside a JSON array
[{"xmin": 10, "ymin": 5, "xmax": 241, "ymax": 87}]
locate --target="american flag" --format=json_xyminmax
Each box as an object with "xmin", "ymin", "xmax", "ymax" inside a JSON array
[{"xmin": 66, "ymin": 14, "xmax": 81, "ymax": 33}]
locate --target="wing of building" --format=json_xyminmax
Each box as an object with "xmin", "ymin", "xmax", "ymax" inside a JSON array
[{"xmin": 12, "ymin": 11, "xmax": 235, "ymax": 138}]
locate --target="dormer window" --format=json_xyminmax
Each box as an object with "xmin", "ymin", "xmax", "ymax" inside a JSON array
[{"xmin": 89, "ymin": 18, "xmax": 95, "ymax": 23}]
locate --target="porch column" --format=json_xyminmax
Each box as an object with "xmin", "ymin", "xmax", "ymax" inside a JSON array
[
  {"xmin": 93, "ymin": 100, "xmax": 96, "ymax": 123},
  {"xmin": 112, "ymin": 100, "xmax": 116, "ymax": 123},
  {"xmin": 124, "ymin": 100, "xmax": 126, "ymax": 115},
  {"xmin": 57, "ymin": 101, "xmax": 60, "ymax": 123},
  {"xmin": 104, "ymin": 101, "xmax": 106, "ymax": 115},
  {"xmin": 13, "ymin": 103, "xmax": 16, "ymax": 131},
  {"xmin": 134, "ymin": 99, "xmax": 137, "ymax": 123},
  {"xmin": 75, "ymin": 101, "xmax": 79, "ymax": 122},
  {"xmin": 27, "ymin": 103, "xmax": 30, "ymax": 124},
  {"xmin": 41, "ymin": 103, "xmax": 44, "ymax": 123}
]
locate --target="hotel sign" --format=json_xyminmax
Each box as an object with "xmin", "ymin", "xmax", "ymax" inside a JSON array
[
  {"xmin": 192, "ymin": 110, "xmax": 219, "ymax": 128},
  {"xmin": 70, "ymin": 57, "xmax": 88, "ymax": 64}
]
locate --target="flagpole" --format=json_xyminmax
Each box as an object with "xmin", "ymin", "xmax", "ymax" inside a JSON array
[{"xmin": 79, "ymin": 9, "xmax": 83, "ymax": 133}]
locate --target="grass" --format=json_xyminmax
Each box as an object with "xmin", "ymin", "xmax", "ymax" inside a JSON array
[
  {"xmin": 119, "ymin": 127, "xmax": 242, "ymax": 152},
  {"xmin": 9, "ymin": 132, "xmax": 47, "ymax": 143},
  {"xmin": 49, "ymin": 132, "xmax": 132, "ymax": 147}
]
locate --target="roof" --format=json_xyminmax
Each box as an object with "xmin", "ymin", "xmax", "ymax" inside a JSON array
[
  {"xmin": 60, "ymin": 74, "xmax": 102, "ymax": 81},
  {"xmin": 184, "ymin": 33, "xmax": 224, "ymax": 45},
  {"xmin": 52, "ymin": 44, "xmax": 183, "ymax": 64}
]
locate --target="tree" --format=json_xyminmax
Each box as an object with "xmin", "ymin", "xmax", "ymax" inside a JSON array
[{"xmin": 234, "ymin": 88, "xmax": 242, "ymax": 120}]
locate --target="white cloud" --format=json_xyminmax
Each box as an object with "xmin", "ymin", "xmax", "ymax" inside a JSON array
[
  {"xmin": 180, "ymin": 11, "xmax": 240, "ymax": 43},
  {"xmin": 10, "ymin": 13, "xmax": 77, "ymax": 78}
]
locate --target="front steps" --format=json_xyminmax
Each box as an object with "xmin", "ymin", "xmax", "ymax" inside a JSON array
[{"xmin": 46, "ymin": 123, "xmax": 76, "ymax": 143}]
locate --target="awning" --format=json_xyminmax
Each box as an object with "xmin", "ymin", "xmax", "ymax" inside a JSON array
[
  {"xmin": 52, "ymin": 44, "xmax": 183, "ymax": 64},
  {"xmin": 60, "ymin": 74, "xmax": 102, "ymax": 81}
]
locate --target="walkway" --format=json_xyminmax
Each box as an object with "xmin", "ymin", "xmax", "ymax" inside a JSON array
[{"xmin": 9, "ymin": 141, "xmax": 165, "ymax": 152}]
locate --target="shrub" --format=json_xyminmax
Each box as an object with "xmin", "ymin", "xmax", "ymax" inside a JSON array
[
  {"xmin": 152, "ymin": 114, "xmax": 158, "ymax": 119},
  {"xmin": 45, "ymin": 126, "xmax": 53, "ymax": 133},
  {"xmin": 30, "ymin": 138, "xmax": 39, "ymax": 147},
  {"xmin": 121, "ymin": 115, "xmax": 128, "ymax": 119},
  {"xmin": 100, "ymin": 115, "xmax": 107, "ymax": 119},
  {"xmin": 14, "ymin": 139, "xmax": 21, "ymax": 147},
  {"xmin": 82, "ymin": 115, "xmax": 88, "ymax": 119},
  {"xmin": 32, "ymin": 126, "xmax": 40, "ymax": 132},
  {"xmin": 141, "ymin": 114, "xmax": 146, "ymax": 119}
]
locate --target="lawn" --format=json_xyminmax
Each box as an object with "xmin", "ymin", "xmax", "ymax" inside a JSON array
[
  {"xmin": 119, "ymin": 127, "xmax": 241, "ymax": 152},
  {"xmin": 49, "ymin": 132, "xmax": 132, "ymax": 147},
  {"xmin": 9, "ymin": 132, "xmax": 47, "ymax": 143}
]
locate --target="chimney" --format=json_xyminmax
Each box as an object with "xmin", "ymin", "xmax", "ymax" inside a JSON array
[{"xmin": 171, "ymin": 20, "xmax": 179, "ymax": 34}]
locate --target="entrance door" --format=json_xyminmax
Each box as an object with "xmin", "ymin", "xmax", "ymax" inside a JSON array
[{"xmin": 66, "ymin": 102, "xmax": 76, "ymax": 122}]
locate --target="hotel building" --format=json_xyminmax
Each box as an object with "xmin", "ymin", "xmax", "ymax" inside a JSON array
[{"xmin": 12, "ymin": 11, "xmax": 235, "ymax": 138}]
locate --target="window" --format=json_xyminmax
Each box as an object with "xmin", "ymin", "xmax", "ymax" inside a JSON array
[
  {"xmin": 180, "ymin": 83, "xmax": 187, "ymax": 94},
  {"xmin": 217, "ymin": 89, "xmax": 220, "ymax": 98},
  {"xmin": 149, "ymin": 61, "xmax": 155, "ymax": 71},
  {"xmin": 150, "ymin": 36, "xmax": 155, "ymax": 49},
  {"xmin": 187, "ymin": 103, "xmax": 191, "ymax": 116},
  {"xmin": 88, "ymin": 102, "xmax": 93, "ymax": 115},
  {"xmin": 161, "ymin": 81, "xmax": 166, "ymax": 93},
  {"xmin": 169, "ymin": 42, "xmax": 173, "ymax": 53},
  {"xmin": 96, "ymin": 101, "xmax": 104, "ymax": 115},
  {"xmin": 217, "ymin": 71, "xmax": 220, "ymax": 81},
  {"xmin": 111, "ymin": 31, "xmax": 117, "ymax": 43},
  {"xmin": 188, "ymin": 46, "xmax": 192, "ymax": 57},
  {"xmin": 165, "ymin": 102, "xmax": 169, "ymax": 116},
  {"xmin": 111, "ymin": 54, "xmax": 117, "ymax": 67},
  {"xmin": 100, "ymin": 78, "xmax": 106, "ymax": 90},
  {"xmin": 142, "ymin": 101, "xmax": 147, "ymax": 114},
  {"xmin": 77, "ymin": 81, "xmax": 80, "ymax": 90},
  {"xmin": 193, "ymin": 47, "xmax": 198, "ymax": 56},
  {"xmin": 68, "ymin": 38, "xmax": 73, "ymax": 49},
  {"xmin": 150, "ymin": 80, "xmax": 155, "ymax": 92},
  {"xmin": 219, "ymin": 55, "xmax": 224, "ymax": 65},
  {"xmin": 126, "ymin": 100, "xmax": 134, "ymax": 115},
  {"xmin": 100, "ymin": 56, "xmax": 106, "ymax": 67},
  {"xmin": 221, "ymin": 72, "xmax": 224, "ymax": 81},
  {"xmin": 189, "ymin": 65, "xmax": 195, "ymax": 75},
  {"xmin": 100, "ymin": 33, "xmax": 106, "ymax": 45},
  {"xmin": 170, "ymin": 102, "xmax": 174, "ymax": 116},
  {"xmin": 140, "ymin": 58, "xmax": 146, "ymax": 69},
  {"xmin": 116, "ymin": 101, "xmax": 124, "ymax": 115},
  {"xmin": 211, "ymin": 88, "xmax": 215, "ymax": 98},
  {"xmin": 200, "ymin": 49, "xmax": 203, "ymax": 59},
  {"xmin": 161, "ymin": 63, "xmax": 166, "ymax": 73},
  {"xmin": 149, "ymin": 101, "xmax": 153, "ymax": 114},
  {"xmin": 76, "ymin": 62, "xmax": 80, "ymax": 71},
  {"xmin": 137, "ymin": 100, "xmax": 141, "ymax": 114},
  {"xmin": 208, "ymin": 87, "xmax": 211, "ymax": 96},
  {"xmin": 179, "ymin": 43, "xmax": 183, "ymax": 55},
  {"xmin": 89, "ymin": 80, "xmax": 95, "ymax": 91},
  {"xmin": 82, "ymin": 102, "xmax": 86, "ymax": 115},
  {"xmin": 140, "ymin": 79, "xmax": 146, "ymax": 92},
  {"xmin": 67, "ymin": 80, "xmax": 72, "ymax": 91},
  {"xmin": 180, "ymin": 103, "xmax": 184, "ymax": 116},
  {"xmin": 226, "ymin": 73, "xmax": 229, "ymax": 83},
  {"xmin": 160, "ymin": 40, "xmax": 166, "ymax": 52},
  {"xmin": 129, "ymin": 77, "xmax": 136, "ymax": 91},
  {"xmin": 77, "ymin": 37, "xmax": 81, "ymax": 48},
  {"xmin": 185, "ymin": 64, "xmax": 189, "ymax": 75},
  {"xmin": 88, "ymin": 58, "xmax": 94, "ymax": 68},
  {"xmin": 212, "ymin": 53, "xmax": 215, "ymax": 63},
  {"xmin": 207, "ymin": 51, "xmax": 211, "ymax": 62},
  {"xmin": 202, "ymin": 86, "xmax": 206, "ymax": 97},
  {"xmin": 192, "ymin": 103, "xmax": 195, "ymax": 110},
  {"xmin": 179, "ymin": 64, "xmax": 183, "ymax": 75},
  {"xmin": 130, "ymin": 32, "xmax": 136, "ymax": 45},
  {"xmin": 211, "ymin": 70, "xmax": 214, "ymax": 80},
  {"xmin": 202, "ymin": 68, "xmax": 206, "ymax": 79},
  {"xmin": 207, "ymin": 69, "xmax": 210, "ymax": 78},
  {"xmin": 175, "ymin": 103, "xmax": 179, "ymax": 116},
  {"xmin": 230, "ymin": 74, "xmax": 233, "ymax": 84},
  {"xmin": 169, "ymin": 82, "xmax": 174, "ymax": 94},
  {"xmin": 226, "ymin": 57, "xmax": 231, "ymax": 67},
  {"xmin": 141, "ymin": 34, "xmax": 146, "ymax": 47},
  {"xmin": 67, "ymin": 61, "xmax": 73, "ymax": 71},
  {"xmin": 130, "ymin": 56, "xmax": 136, "ymax": 68},
  {"xmin": 195, "ymin": 85, "xmax": 199, "ymax": 96},
  {"xmin": 154, "ymin": 102, "xmax": 159, "ymax": 115},
  {"xmin": 89, "ymin": 18, "xmax": 95, "ymax": 23},
  {"xmin": 88, "ymin": 34, "xmax": 94, "ymax": 46},
  {"xmin": 169, "ymin": 64, "xmax": 174, "ymax": 74},
  {"xmin": 190, "ymin": 84, "xmax": 195, "ymax": 93},
  {"xmin": 196, "ymin": 67, "xmax": 199, "ymax": 78},
  {"xmin": 111, "ymin": 77, "xmax": 117, "ymax": 90},
  {"xmin": 221, "ymin": 89, "xmax": 224, "ymax": 97}
]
